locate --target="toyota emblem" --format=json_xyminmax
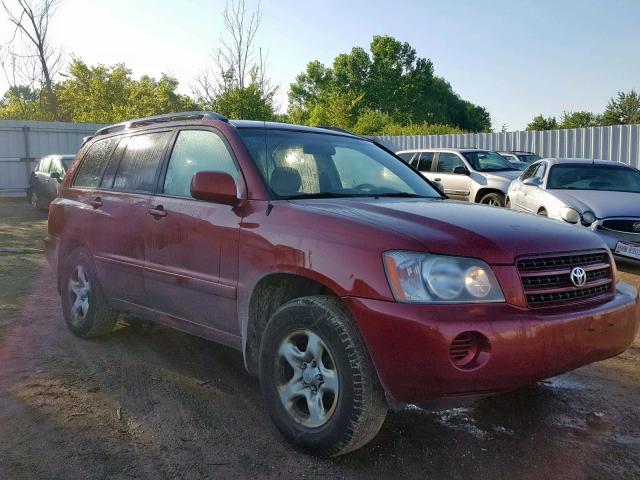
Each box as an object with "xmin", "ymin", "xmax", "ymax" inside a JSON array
[
  {"xmin": 633, "ymin": 222, "xmax": 640, "ymax": 232},
  {"xmin": 570, "ymin": 267, "xmax": 587, "ymax": 287}
]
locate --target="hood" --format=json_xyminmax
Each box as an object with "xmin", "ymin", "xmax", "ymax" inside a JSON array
[
  {"xmin": 294, "ymin": 198, "xmax": 606, "ymax": 265},
  {"xmin": 487, "ymin": 170, "xmax": 521, "ymax": 181},
  {"xmin": 549, "ymin": 190, "xmax": 640, "ymax": 219}
]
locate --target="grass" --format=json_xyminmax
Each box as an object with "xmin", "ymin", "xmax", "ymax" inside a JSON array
[{"xmin": 0, "ymin": 198, "xmax": 49, "ymax": 326}]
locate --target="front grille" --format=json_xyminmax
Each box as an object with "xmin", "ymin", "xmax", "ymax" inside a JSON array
[
  {"xmin": 517, "ymin": 250, "xmax": 613, "ymax": 308},
  {"xmin": 601, "ymin": 219, "xmax": 640, "ymax": 234}
]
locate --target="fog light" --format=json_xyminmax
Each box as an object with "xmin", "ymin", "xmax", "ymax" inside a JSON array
[{"xmin": 449, "ymin": 332, "xmax": 491, "ymax": 370}]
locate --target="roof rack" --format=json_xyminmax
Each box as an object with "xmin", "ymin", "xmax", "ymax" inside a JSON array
[
  {"xmin": 94, "ymin": 111, "xmax": 228, "ymax": 137},
  {"xmin": 315, "ymin": 125, "xmax": 355, "ymax": 135}
]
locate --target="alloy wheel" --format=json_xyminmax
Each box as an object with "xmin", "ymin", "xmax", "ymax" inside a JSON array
[
  {"xmin": 68, "ymin": 265, "xmax": 91, "ymax": 326},
  {"xmin": 276, "ymin": 330, "xmax": 340, "ymax": 428}
]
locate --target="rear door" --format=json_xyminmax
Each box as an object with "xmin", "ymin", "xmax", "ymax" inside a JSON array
[
  {"xmin": 144, "ymin": 128, "xmax": 243, "ymax": 336},
  {"xmin": 431, "ymin": 152, "xmax": 471, "ymax": 201},
  {"xmin": 73, "ymin": 130, "xmax": 172, "ymax": 306},
  {"xmin": 414, "ymin": 152, "xmax": 435, "ymax": 176}
]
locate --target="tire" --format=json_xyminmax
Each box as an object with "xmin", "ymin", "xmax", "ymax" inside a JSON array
[
  {"xmin": 505, "ymin": 198, "xmax": 511, "ymax": 209},
  {"xmin": 61, "ymin": 247, "xmax": 118, "ymax": 338},
  {"xmin": 259, "ymin": 295, "xmax": 387, "ymax": 457},
  {"xmin": 29, "ymin": 190, "xmax": 41, "ymax": 210},
  {"xmin": 538, "ymin": 209, "xmax": 548, "ymax": 217},
  {"xmin": 479, "ymin": 192, "xmax": 505, "ymax": 207}
]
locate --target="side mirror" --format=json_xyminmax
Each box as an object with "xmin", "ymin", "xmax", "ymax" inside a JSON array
[
  {"xmin": 453, "ymin": 166, "xmax": 468, "ymax": 175},
  {"xmin": 50, "ymin": 172, "xmax": 62, "ymax": 182},
  {"xmin": 190, "ymin": 171, "xmax": 239, "ymax": 205},
  {"xmin": 522, "ymin": 177, "xmax": 542, "ymax": 187}
]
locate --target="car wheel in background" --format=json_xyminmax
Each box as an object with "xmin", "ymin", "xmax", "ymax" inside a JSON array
[
  {"xmin": 61, "ymin": 247, "xmax": 119, "ymax": 338},
  {"xmin": 538, "ymin": 209, "xmax": 548, "ymax": 217},
  {"xmin": 29, "ymin": 190, "xmax": 41, "ymax": 210},
  {"xmin": 479, "ymin": 192, "xmax": 505, "ymax": 207},
  {"xmin": 259, "ymin": 295, "xmax": 387, "ymax": 457},
  {"xmin": 505, "ymin": 198, "xmax": 511, "ymax": 209}
]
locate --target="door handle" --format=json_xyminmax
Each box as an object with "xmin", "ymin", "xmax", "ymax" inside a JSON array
[
  {"xmin": 88, "ymin": 197, "xmax": 103, "ymax": 208},
  {"xmin": 434, "ymin": 178, "xmax": 442, "ymax": 182},
  {"xmin": 149, "ymin": 205, "xmax": 167, "ymax": 218}
]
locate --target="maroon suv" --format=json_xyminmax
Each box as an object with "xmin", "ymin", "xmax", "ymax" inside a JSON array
[{"xmin": 45, "ymin": 112, "xmax": 640, "ymax": 456}]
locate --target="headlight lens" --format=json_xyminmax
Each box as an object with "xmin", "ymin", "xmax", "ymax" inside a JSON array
[
  {"xmin": 581, "ymin": 211, "xmax": 596, "ymax": 225},
  {"xmin": 383, "ymin": 252, "xmax": 505, "ymax": 303},
  {"xmin": 560, "ymin": 207, "xmax": 581, "ymax": 224}
]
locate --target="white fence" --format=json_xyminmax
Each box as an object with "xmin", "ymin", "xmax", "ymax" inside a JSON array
[
  {"xmin": 375, "ymin": 124, "xmax": 640, "ymax": 169},
  {"xmin": 0, "ymin": 120, "xmax": 103, "ymax": 196},
  {"xmin": 1, "ymin": 120, "xmax": 639, "ymax": 196}
]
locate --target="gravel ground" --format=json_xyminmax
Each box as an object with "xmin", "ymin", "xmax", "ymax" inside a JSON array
[{"xmin": 0, "ymin": 200, "xmax": 638, "ymax": 479}]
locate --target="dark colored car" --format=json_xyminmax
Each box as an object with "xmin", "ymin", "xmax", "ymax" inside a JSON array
[
  {"xmin": 28, "ymin": 154, "xmax": 75, "ymax": 209},
  {"xmin": 45, "ymin": 112, "xmax": 640, "ymax": 456}
]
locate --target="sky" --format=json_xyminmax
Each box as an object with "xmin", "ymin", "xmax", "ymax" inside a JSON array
[{"xmin": 1, "ymin": 0, "xmax": 639, "ymax": 131}]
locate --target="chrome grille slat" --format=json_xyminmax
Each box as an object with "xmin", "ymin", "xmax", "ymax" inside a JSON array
[{"xmin": 517, "ymin": 250, "xmax": 613, "ymax": 308}]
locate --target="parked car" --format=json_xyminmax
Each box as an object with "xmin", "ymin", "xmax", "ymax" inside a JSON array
[
  {"xmin": 498, "ymin": 150, "xmax": 541, "ymax": 164},
  {"xmin": 396, "ymin": 148, "xmax": 520, "ymax": 207},
  {"xmin": 46, "ymin": 112, "xmax": 640, "ymax": 456},
  {"xmin": 28, "ymin": 154, "xmax": 75, "ymax": 209},
  {"xmin": 507, "ymin": 158, "xmax": 640, "ymax": 265}
]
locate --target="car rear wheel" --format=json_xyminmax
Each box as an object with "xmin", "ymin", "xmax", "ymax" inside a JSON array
[
  {"xmin": 61, "ymin": 248, "xmax": 118, "ymax": 337},
  {"xmin": 538, "ymin": 209, "xmax": 548, "ymax": 217},
  {"xmin": 29, "ymin": 191, "xmax": 40, "ymax": 210},
  {"xmin": 259, "ymin": 295, "xmax": 387, "ymax": 457},
  {"xmin": 479, "ymin": 192, "xmax": 505, "ymax": 207}
]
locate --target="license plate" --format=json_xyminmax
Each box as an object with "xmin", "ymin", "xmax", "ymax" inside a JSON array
[{"xmin": 615, "ymin": 241, "xmax": 640, "ymax": 260}]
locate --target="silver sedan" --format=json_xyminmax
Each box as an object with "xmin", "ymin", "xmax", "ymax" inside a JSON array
[{"xmin": 507, "ymin": 158, "xmax": 640, "ymax": 264}]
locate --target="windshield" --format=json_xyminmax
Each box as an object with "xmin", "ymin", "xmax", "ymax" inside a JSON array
[
  {"xmin": 237, "ymin": 129, "xmax": 442, "ymax": 199},
  {"xmin": 61, "ymin": 158, "xmax": 73, "ymax": 170},
  {"xmin": 518, "ymin": 154, "xmax": 541, "ymax": 163},
  {"xmin": 548, "ymin": 164, "xmax": 640, "ymax": 192},
  {"xmin": 462, "ymin": 151, "xmax": 516, "ymax": 172}
]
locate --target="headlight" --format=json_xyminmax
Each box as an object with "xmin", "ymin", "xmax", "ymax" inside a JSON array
[
  {"xmin": 383, "ymin": 251, "xmax": 505, "ymax": 303},
  {"xmin": 581, "ymin": 211, "xmax": 596, "ymax": 225},
  {"xmin": 559, "ymin": 207, "xmax": 581, "ymax": 224}
]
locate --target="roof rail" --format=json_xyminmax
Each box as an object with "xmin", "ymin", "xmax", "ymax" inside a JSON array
[
  {"xmin": 94, "ymin": 111, "xmax": 228, "ymax": 136},
  {"xmin": 315, "ymin": 125, "xmax": 355, "ymax": 135}
]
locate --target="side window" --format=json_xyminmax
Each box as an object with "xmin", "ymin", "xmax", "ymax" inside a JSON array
[
  {"xmin": 520, "ymin": 164, "xmax": 536, "ymax": 180},
  {"xmin": 39, "ymin": 157, "xmax": 51, "ymax": 173},
  {"xmin": 534, "ymin": 162, "xmax": 547, "ymax": 179},
  {"xmin": 436, "ymin": 153, "xmax": 465, "ymax": 173},
  {"xmin": 74, "ymin": 138, "xmax": 118, "ymax": 188},
  {"xmin": 50, "ymin": 158, "xmax": 63, "ymax": 174},
  {"xmin": 417, "ymin": 152, "xmax": 434, "ymax": 172},
  {"xmin": 113, "ymin": 131, "xmax": 172, "ymax": 193},
  {"xmin": 163, "ymin": 130, "xmax": 239, "ymax": 198},
  {"xmin": 397, "ymin": 152, "xmax": 415, "ymax": 163}
]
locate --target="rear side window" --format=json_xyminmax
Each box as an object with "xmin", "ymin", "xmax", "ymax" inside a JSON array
[
  {"xmin": 113, "ymin": 131, "xmax": 171, "ymax": 193},
  {"xmin": 397, "ymin": 152, "xmax": 415, "ymax": 163},
  {"xmin": 74, "ymin": 138, "xmax": 118, "ymax": 188},
  {"xmin": 163, "ymin": 130, "xmax": 238, "ymax": 198},
  {"xmin": 416, "ymin": 152, "xmax": 434, "ymax": 171},
  {"xmin": 436, "ymin": 153, "xmax": 465, "ymax": 173}
]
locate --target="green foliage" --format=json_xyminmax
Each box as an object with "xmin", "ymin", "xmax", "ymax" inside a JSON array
[
  {"xmin": 55, "ymin": 58, "xmax": 199, "ymax": 123},
  {"xmin": 559, "ymin": 111, "xmax": 602, "ymax": 129},
  {"xmin": 602, "ymin": 90, "xmax": 640, "ymax": 125},
  {"xmin": 526, "ymin": 115, "xmax": 559, "ymax": 131},
  {"xmin": 211, "ymin": 83, "xmax": 275, "ymax": 120},
  {"xmin": 288, "ymin": 35, "xmax": 491, "ymax": 134},
  {"xmin": 0, "ymin": 86, "xmax": 51, "ymax": 120},
  {"xmin": 352, "ymin": 109, "xmax": 464, "ymax": 135}
]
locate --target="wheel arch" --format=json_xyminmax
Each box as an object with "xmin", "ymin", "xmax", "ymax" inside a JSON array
[{"xmin": 474, "ymin": 188, "xmax": 505, "ymax": 204}]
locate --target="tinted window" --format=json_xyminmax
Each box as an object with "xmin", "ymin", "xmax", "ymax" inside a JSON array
[
  {"xmin": 61, "ymin": 157, "xmax": 73, "ymax": 170},
  {"xmin": 163, "ymin": 130, "xmax": 238, "ymax": 198},
  {"xmin": 436, "ymin": 153, "xmax": 465, "ymax": 173},
  {"xmin": 547, "ymin": 164, "xmax": 640, "ymax": 193},
  {"xmin": 397, "ymin": 152, "xmax": 416, "ymax": 163},
  {"xmin": 519, "ymin": 154, "xmax": 541, "ymax": 163},
  {"xmin": 417, "ymin": 152, "xmax": 434, "ymax": 171},
  {"xmin": 520, "ymin": 163, "xmax": 539, "ymax": 180},
  {"xmin": 533, "ymin": 162, "xmax": 546, "ymax": 179},
  {"xmin": 113, "ymin": 131, "xmax": 171, "ymax": 193},
  {"xmin": 74, "ymin": 138, "xmax": 118, "ymax": 188}
]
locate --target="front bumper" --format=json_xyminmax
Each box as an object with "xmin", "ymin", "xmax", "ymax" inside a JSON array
[
  {"xmin": 344, "ymin": 282, "xmax": 639, "ymax": 403},
  {"xmin": 592, "ymin": 227, "xmax": 640, "ymax": 264}
]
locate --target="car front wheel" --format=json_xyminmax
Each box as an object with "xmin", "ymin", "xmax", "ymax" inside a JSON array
[
  {"xmin": 479, "ymin": 192, "xmax": 505, "ymax": 207},
  {"xmin": 259, "ymin": 295, "xmax": 387, "ymax": 456}
]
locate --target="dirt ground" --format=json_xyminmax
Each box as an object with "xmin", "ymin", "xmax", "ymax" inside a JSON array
[{"xmin": 0, "ymin": 199, "xmax": 639, "ymax": 480}]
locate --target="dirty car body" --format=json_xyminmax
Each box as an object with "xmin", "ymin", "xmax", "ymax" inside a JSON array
[{"xmin": 45, "ymin": 113, "xmax": 640, "ymax": 455}]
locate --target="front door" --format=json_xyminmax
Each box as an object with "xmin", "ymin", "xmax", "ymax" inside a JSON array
[{"xmin": 144, "ymin": 128, "xmax": 243, "ymax": 336}]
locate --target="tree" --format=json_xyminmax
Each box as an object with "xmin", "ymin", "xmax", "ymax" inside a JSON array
[
  {"xmin": 559, "ymin": 110, "xmax": 601, "ymax": 129},
  {"xmin": 1, "ymin": 0, "xmax": 63, "ymax": 119},
  {"xmin": 526, "ymin": 115, "xmax": 558, "ymax": 131},
  {"xmin": 193, "ymin": 0, "xmax": 276, "ymax": 120},
  {"xmin": 601, "ymin": 90, "xmax": 640, "ymax": 125},
  {"xmin": 55, "ymin": 58, "xmax": 199, "ymax": 123},
  {"xmin": 288, "ymin": 35, "xmax": 491, "ymax": 133}
]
